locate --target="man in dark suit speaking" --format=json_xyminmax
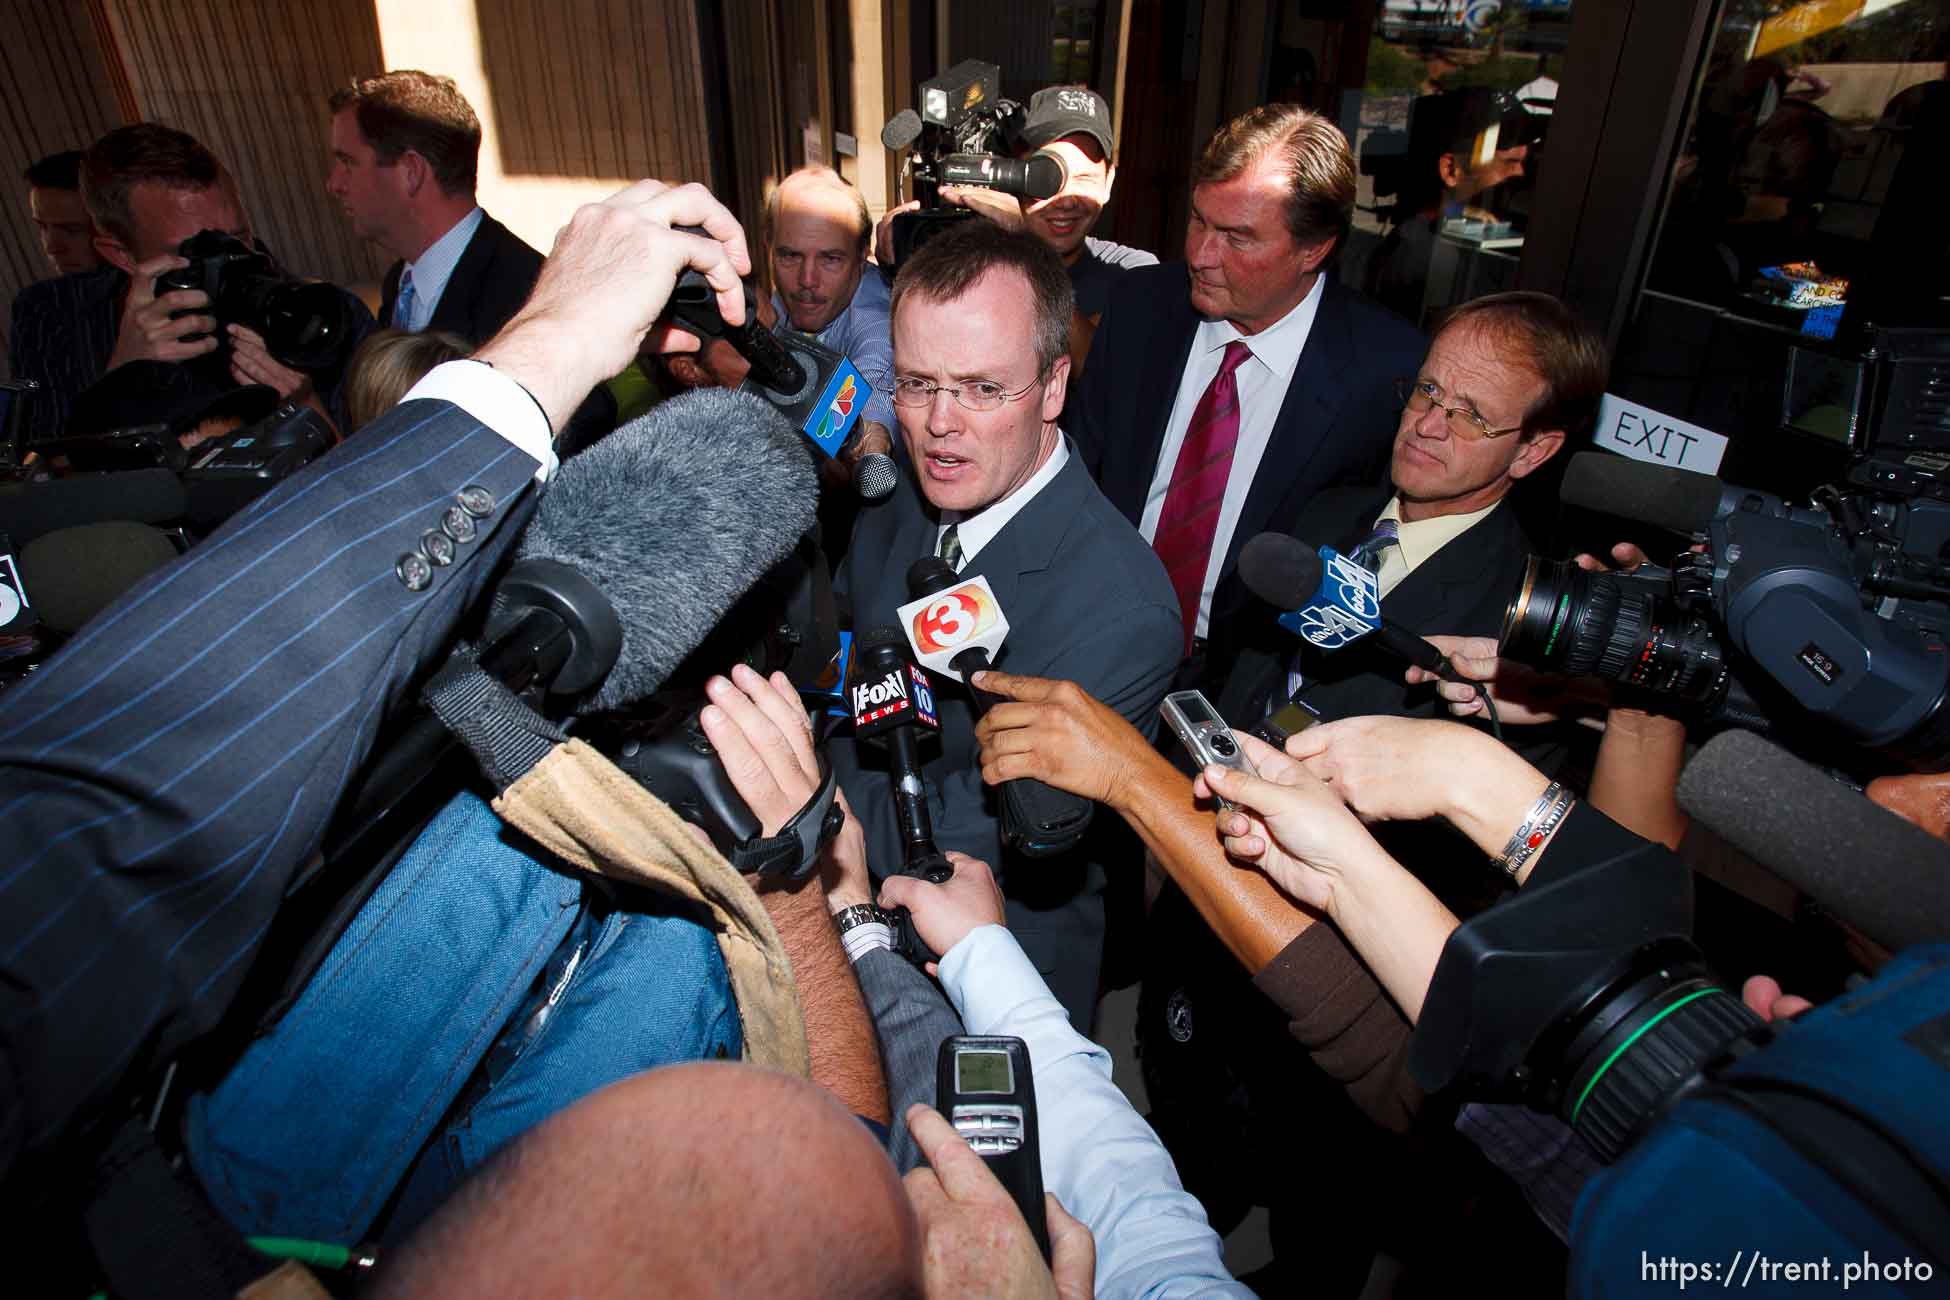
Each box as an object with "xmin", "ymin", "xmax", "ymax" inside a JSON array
[
  {"xmin": 1066, "ymin": 103, "xmax": 1426, "ymax": 677},
  {"xmin": 829, "ymin": 222, "xmax": 1182, "ymax": 1029},
  {"xmin": 327, "ymin": 71, "xmax": 538, "ymax": 345},
  {"xmin": 0, "ymin": 178, "xmax": 755, "ymax": 1175}
]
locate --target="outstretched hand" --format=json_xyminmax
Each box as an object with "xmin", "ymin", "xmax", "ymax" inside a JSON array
[
  {"xmin": 1193, "ymin": 731, "xmax": 1388, "ymax": 911},
  {"xmin": 972, "ymin": 670, "xmax": 1149, "ymax": 807},
  {"xmin": 480, "ymin": 179, "xmax": 753, "ymax": 432}
]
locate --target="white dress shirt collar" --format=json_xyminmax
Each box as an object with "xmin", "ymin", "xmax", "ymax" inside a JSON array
[
  {"xmin": 1191, "ymin": 271, "xmax": 1325, "ymax": 383},
  {"xmin": 935, "ymin": 434, "xmax": 1071, "ymax": 568}
]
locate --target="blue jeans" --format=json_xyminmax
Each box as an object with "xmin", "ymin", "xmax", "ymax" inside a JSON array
[{"xmin": 185, "ymin": 789, "xmax": 741, "ymax": 1242}]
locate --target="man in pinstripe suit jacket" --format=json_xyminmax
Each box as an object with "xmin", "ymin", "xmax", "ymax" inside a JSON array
[{"xmin": 0, "ymin": 178, "xmax": 757, "ymax": 1175}]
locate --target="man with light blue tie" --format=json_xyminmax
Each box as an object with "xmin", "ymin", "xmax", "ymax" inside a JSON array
[
  {"xmin": 328, "ymin": 72, "xmax": 616, "ymax": 446},
  {"xmin": 327, "ymin": 72, "xmax": 542, "ymax": 346}
]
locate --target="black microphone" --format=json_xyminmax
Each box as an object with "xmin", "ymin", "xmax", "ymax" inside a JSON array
[
  {"xmin": 1238, "ymin": 532, "xmax": 1461, "ymax": 679},
  {"xmin": 667, "ymin": 272, "xmax": 896, "ymax": 501},
  {"xmin": 1676, "ymin": 730, "xmax": 1950, "ymax": 952},
  {"xmin": 903, "ymin": 556, "xmax": 1094, "ymax": 856},
  {"xmin": 1559, "ymin": 451, "xmax": 1725, "ymax": 536},
  {"xmin": 16, "ymin": 522, "xmax": 181, "ymax": 635},
  {"xmin": 0, "ymin": 467, "xmax": 188, "ymax": 546},
  {"xmin": 848, "ymin": 626, "xmax": 955, "ymax": 881},
  {"xmin": 849, "ymin": 626, "xmax": 955, "ymax": 965}
]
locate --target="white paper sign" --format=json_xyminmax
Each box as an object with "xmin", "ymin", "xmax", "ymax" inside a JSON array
[{"xmin": 1593, "ymin": 394, "xmax": 1728, "ymax": 476}]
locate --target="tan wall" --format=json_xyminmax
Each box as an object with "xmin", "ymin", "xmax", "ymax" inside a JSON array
[
  {"xmin": 378, "ymin": 0, "xmax": 714, "ymax": 255},
  {"xmin": 101, "ymin": 0, "xmax": 393, "ymax": 293}
]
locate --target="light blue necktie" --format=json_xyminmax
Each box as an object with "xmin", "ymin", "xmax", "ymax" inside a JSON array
[{"xmin": 394, "ymin": 268, "xmax": 418, "ymax": 332}]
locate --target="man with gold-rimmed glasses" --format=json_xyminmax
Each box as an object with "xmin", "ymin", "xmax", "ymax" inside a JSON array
[
  {"xmin": 825, "ymin": 219, "xmax": 1183, "ymax": 1031},
  {"xmin": 1215, "ymin": 289, "xmax": 1606, "ymax": 727}
]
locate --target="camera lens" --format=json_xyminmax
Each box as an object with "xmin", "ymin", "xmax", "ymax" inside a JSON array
[
  {"xmin": 1501, "ymin": 558, "xmax": 1728, "ymax": 705},
  {"xmin": 257, "ymin": 281, "xmax": 354, "ymax": 373},
  {"xmin": 1530, "ymin": 939, "xmax": 1761, "ymax": 1162}
]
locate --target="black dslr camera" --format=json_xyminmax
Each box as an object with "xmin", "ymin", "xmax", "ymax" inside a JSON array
[
  {"xmin": 1501, "ymin": 335, "xmax": 1950, "ymax": 768},
  {"xmin": 879, "ymin": 60, "xmax": 1065, "ymax": 268},
  {"xmin": 155, "ymin": 230, "xmax": 355, "ymax": 373}
]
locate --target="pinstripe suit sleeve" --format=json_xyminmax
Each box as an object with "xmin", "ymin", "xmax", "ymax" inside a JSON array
[{"xmin": 0, "ymin": 397, "xmax": 541, "ymax": 1168}]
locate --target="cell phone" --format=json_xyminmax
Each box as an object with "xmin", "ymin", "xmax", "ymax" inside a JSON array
[
  {"xmin": 936, "ymin": 1035, "xmax": 1049, "ymax": 1261},
  {"xmin": 1161, "ymin": 689, "xmax": 1257, "ymax": 811},
  {"xmin": 1252, "ymin": 695, "xmax": 1324, "ymax": 750}
]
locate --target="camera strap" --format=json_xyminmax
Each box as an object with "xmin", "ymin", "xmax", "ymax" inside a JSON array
[
  {"xmin": 725, "ymin": 750, "xmax": 845, "ymax": 881},
  {"xmin": 423, "ymin": 652, "xmax": 566, "ymax": 792}
]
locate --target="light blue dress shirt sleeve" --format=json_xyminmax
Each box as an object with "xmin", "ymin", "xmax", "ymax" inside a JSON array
[{"xmin": 939, "ymin": 925, "xmax": 1257, "ymax": 1300}]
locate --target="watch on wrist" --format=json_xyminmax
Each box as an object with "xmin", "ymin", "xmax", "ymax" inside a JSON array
[{"xmin": 833, "ymin": 903, "xmax": 895, "ymax": 934}]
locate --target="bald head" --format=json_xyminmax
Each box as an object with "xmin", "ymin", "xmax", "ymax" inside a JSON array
[
  {"xmin": 372, "ymin": 1061, "xmax": 922, "ymax": 1299},
  {"xmin": 767, "ymin": 167, "xmax": 872, "ymax": 333}
]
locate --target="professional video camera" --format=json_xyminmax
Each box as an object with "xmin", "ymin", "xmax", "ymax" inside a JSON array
[
  {"xmin": 879, "ymin": 60, "xmax": 1065, "ymax": 268},
  {"xmin": 1410, "ymin": 732, "xmax": 1950, "ymax": 1286},
  {"xmin": 156, "ymin": 229, "xmax": 356, "ymax": 373},
  {"xmin": 1500, "ymin": 412, "xmax": 1950, "ymax": 766}
]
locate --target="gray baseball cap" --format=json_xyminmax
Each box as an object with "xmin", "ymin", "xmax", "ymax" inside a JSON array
[{"xmin": 1023, "ymin": 86, "xmax": 1114, "ymax": 154}]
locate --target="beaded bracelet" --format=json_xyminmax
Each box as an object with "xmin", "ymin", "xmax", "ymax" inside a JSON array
[{"xmin": 1496, "ymin": 781, "xmax": 1575, "ymax": 879}]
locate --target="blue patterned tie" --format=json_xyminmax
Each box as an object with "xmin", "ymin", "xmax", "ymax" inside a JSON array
[
  {"xmin": 1347, "ymin": 517, "xmax": 1400, "ymax": 575},
  {"xmin": 1284, "ymin": 518, "xmax": 1401, "ymax": 697},
  {"xmin": 394, "ymin": 268, "xmax": 418, "ymax": 332}
]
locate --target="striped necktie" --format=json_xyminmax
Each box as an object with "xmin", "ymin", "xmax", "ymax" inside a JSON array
[
  {"xmin": 1347, "ymin": 517, "xmax": 1400, "ymax": 575},
  {"xmin": 938, "ymin": 523, "xmax": 963, "ymax": 572},
  {"xmin": 1152, "ymin": 340, "xmax": 1252, "ymax": 651}
]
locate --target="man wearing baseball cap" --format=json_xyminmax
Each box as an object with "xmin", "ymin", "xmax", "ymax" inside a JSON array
[
  {"xmin": 876, "ymin": 84, "xmax": 1156, "ymax": 327},
  {"xmin": 1014, "ymin": 85, "xmax": 1157, "ymax": 319}
]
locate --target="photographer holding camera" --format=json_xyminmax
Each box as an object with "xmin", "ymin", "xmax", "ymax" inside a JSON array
[
  {"xmin": 63, "ymin": 123, "xmax": 374, "ymax": 440},
  {"xmin": 874, "ymin": 83, "xmax": 1155, "ymax": 371}
]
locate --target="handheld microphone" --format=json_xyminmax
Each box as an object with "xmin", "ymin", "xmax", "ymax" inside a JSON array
[
  {"xmin": 0, "ymin": 529, "xmax": 36, "ymax": 634},
  {"xmin": 850, "ymin": 626, "xmax": 955, "ymax": 964},
  {"xmin": 16, "ymin": 522, "xmax": 181, "ymax": 636},
  {"xmin": 1238, "ymin": 532, "xmax": 1457, "ymax": 678},
  {"xmin": 1676, "ymin": 731, "xmax": 1950, "ymax": 952},
  {"xmin": 0, "ymin": 467, "xmax": 188, "ymax": 546},
  {"xmin": 667, "ymin": 269, "xmax": 896, "ymax": 501},
  {"xmin": 849, "ymin": 627, "xmax": 953, "ymax": 878},
  {"xmin": 899, "ymin": 557, "xmax": 1095, "ymax": 856}
]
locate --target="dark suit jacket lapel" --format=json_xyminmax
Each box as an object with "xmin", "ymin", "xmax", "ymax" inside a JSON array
[
  {"xmin": 1103, "ymin": 284, "xmax": 1199, "ymax": 524},
  {"xmin": 429, "ymin": 216, "xmax": 502, "ymax": 337},
  {"xmin": 963, "ymin": 440, "xmax": 1092, "ymax": 615},
  {"xmin": 379, "ymin": 260, "xmax": 403, "ymax": 329},
  {"xmin": 1225, "ymin": 277, "xmax": 1358, "ymax": 578},
  {"xmin": 1384, "ymin": 498, "xmax": 1523, "ymax": 631}
]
